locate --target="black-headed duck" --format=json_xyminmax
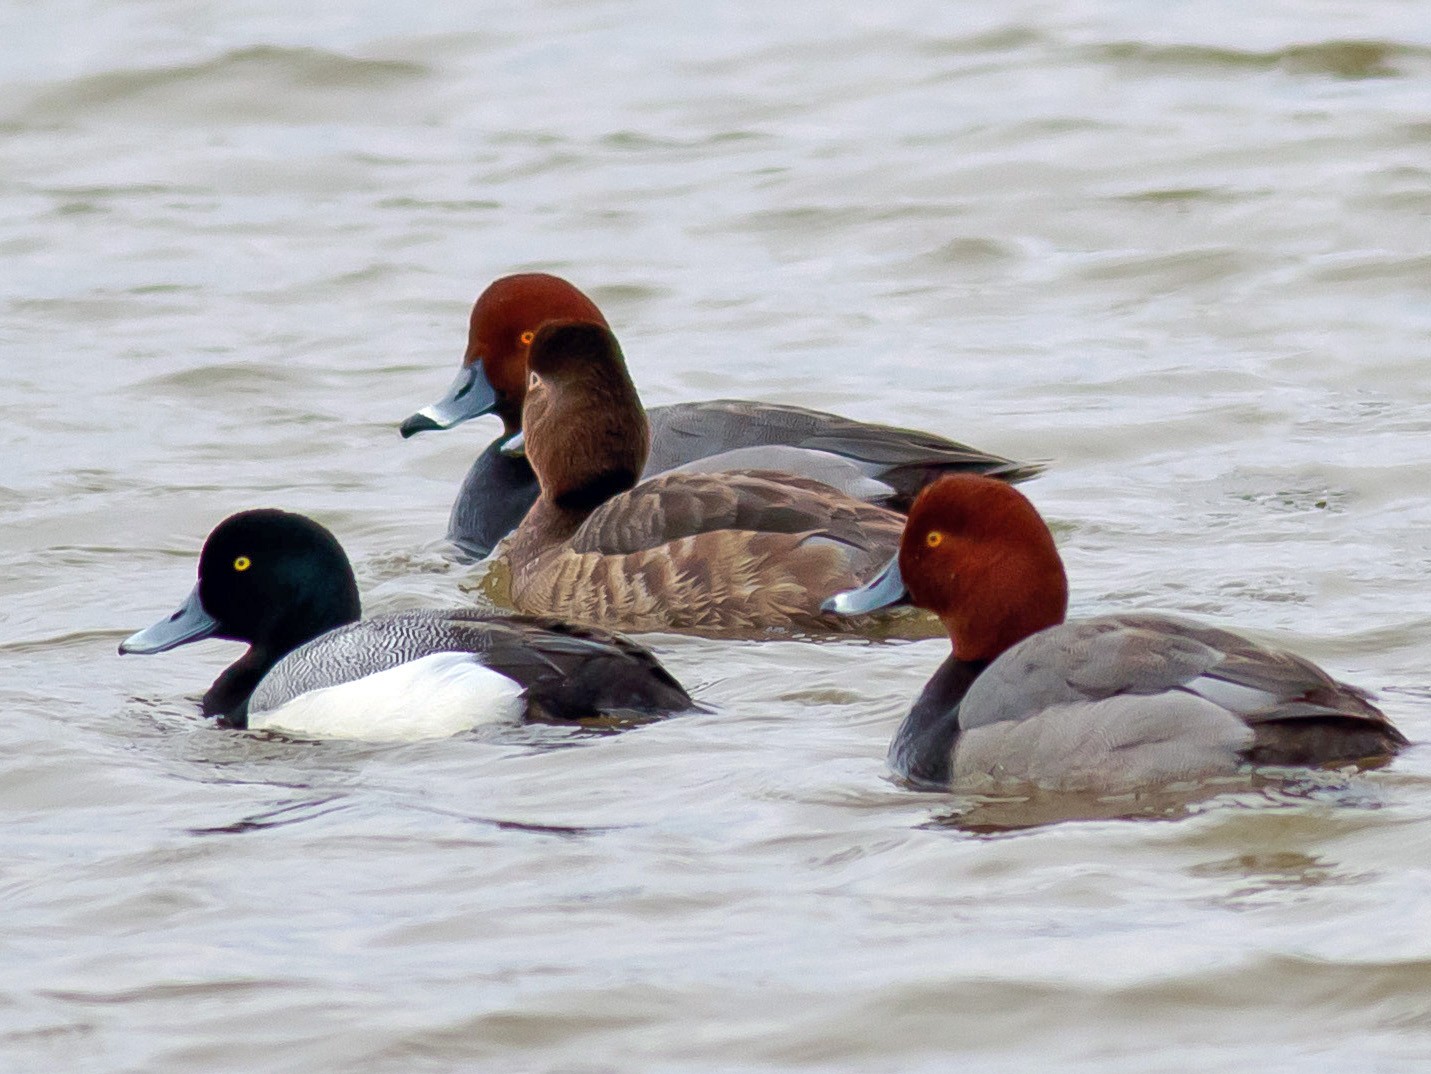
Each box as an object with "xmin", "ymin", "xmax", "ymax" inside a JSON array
[{"xmin": 120, "ymin": 509, "xmax": 697, "ymax": 739}]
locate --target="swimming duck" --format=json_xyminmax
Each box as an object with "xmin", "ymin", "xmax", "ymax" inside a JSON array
[
  {"xmin": 497, "ymin": 318, "xmax": 908, "ymax": 636},
  {"xmin": 119, "ymin": 509, "xmax": 696, "ymax": 739},
  {"xmin": 399, "ymin": 272, "xmax": 1041, "ymax": 557},
  {"xmin": 825, "ymin": 475, "xmax": 1407, "ymax": 793}
]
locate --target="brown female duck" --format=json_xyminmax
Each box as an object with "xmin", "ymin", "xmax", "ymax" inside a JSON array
[
  {"xmin": 500, "ymin": 319, "xmax": 909, "ymax": 637},
  {"xmin": 400, "ymin": 273, "xmax": 1042, "ymax": 557}
]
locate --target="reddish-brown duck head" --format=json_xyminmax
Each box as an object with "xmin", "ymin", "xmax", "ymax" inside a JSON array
[
  {"xmin": 825, "ymin": 474, "xmax": 1068, "ymax": 661},
  {"xmin": 400, "ymin": 273, "xmax": 609, "ymax": 440}
]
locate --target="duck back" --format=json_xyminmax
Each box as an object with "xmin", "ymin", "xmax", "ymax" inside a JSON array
[
  {"xmin": 507, "ymin": 470, "xmax": 906, "ymax": 636},
  {"xmin": 647, "ymin": 400, "xmax": 1042, "ymax": 511},
  {"xmin": 447, "ymin": 400, "xmax": 1041, "ymax": 556}
]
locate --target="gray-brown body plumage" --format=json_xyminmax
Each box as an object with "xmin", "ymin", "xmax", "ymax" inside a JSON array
[
  {"xmin": 502, "ymin": 320, "xmax": 910, "ymax": 637},
  {"xmin": 507, "ymin": 471, "xmax": 904, "ymax": 636},
  {"xmin": 905, "ymin": 612, "xmax": 1404, "ymax": 793},
  {"xmin": 647, "ymin": 400, "xmax": 1042, "ymax": 512}
]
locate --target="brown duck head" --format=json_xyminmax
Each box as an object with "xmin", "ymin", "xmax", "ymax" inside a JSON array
[{"xmin": 520, "ymin": 319, "xmax": 651, "ymax": 514}]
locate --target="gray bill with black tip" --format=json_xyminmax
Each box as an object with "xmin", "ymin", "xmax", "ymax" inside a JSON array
[
  {"xmin": 119, "ymin": 585, "xmax": 220, "ymax": 654},
  {"xmin": 399, "ymin": 363, "xmax": 500, "ymax": 438}
]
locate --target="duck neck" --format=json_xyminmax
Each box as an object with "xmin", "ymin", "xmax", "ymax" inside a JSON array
[
  {"xmin": 507, "ymin": 496, "xmax": 589, "ymax": 563},
  {"xmin": 204, "ymin": 581, "xmax": 360, "ymax": 726},
  {"xmin": 887, "ymin": 655, "xmax": 988, "ymax": 787},
  {"xmin": 449, "ymin": 437, "xmax": 539, "ymax": 559},
  {"xmin": 203, "ymin": 647, "xmax": 276, "ymax": 727}
]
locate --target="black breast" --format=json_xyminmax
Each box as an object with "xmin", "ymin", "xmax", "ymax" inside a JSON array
[
  {"xmin": 448, "ymin": 437, "xmax": 541, "ymax": 558},
  {"xmin": 887, "ymin": 656, "xmax": 988, "ymax": 788}
]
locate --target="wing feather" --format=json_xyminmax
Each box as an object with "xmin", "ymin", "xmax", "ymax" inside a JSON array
[
  {"xmin": 644, "ymin": 400, "xmax": 1044, "ymax": 506},
  {"xmin": 569, "ymin": 469, "xmax": 900, "ymax": 557},
  {"xmin": 963, "ymin": 613, "xmax": 1399, "ymax": 739}
]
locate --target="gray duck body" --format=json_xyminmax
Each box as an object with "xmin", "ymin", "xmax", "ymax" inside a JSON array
[{"xmin": 893, "ymin": 612, "xmax": 1405, "ymax": 793}]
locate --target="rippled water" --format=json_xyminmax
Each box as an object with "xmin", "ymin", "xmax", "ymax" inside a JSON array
[{"xmin": 5, "ymin": 2, "xmax": 1431, "ymax": 1070}]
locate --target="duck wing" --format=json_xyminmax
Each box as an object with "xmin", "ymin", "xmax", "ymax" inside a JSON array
[
  {"xmin": 1114, "ymin": 614, "xmax": 1405, "ymax": 764},
  {"xmin": 568, "ymin": 469, "xmax": 903, "ymax": 557},
  {"xmin": 955, "ymin": 614, "xmax": 1402, "ymax": 788},
  {"xmin": 647, "ymin": 400, "xmax": 1043, "ymax": 511}
]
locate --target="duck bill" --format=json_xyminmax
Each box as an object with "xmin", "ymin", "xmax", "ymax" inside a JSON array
[
  {"xmin": 399, "ymin": 363, "xmax": 499, "ymax": 437},
  {"xmin": 499, "ymin": 429, "xmax": 526, "ymax": 458},
  {"xmin": 119, "ymin": 585, "xmax": 220, "ymax": 655},
  {"xmin": 822, "ymin": 556, "xmax": 909, "ymax": 615}
]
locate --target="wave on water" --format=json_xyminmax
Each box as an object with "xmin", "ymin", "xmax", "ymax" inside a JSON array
[
  {"xmin": 1087, "ymin": 39, "xmax": 1428, "ymax": 80},
  {"xmin": 9, "ymin": 45, "xmax": 431, "ymax": 127}
]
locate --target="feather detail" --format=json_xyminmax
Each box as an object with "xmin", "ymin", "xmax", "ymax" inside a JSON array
[{"xmin": 509, "ymin": 497, "xmax": 904, "ymax": 635}]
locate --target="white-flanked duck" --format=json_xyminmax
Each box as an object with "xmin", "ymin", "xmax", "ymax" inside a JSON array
[{"xmin": 120, "ymin": 510, "xmax": 697, "ymax": 739}]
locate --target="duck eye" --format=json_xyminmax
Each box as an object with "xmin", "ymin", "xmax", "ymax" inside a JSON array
[
  {"xmin": 233, "ymin": 556, "xmax": 252, "ymax": 572},
  {"xmin": 519, "ymin": 330, "xmax": 535, "ymax": 346},
  {"xmin": 925, "ymin": 531, "xmax": 943, "ymax": 549}
]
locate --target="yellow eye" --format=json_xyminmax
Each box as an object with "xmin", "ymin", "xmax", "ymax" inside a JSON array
[
  {"xmin": 233, "ymin": 556, "xmax": 251, "ymax": 572},
  {"xmin": 925, "ymin": 531, "xmax": 943, "ymax": 549},
  {"xmin": 519, "ymin": 330, "xmax": 535, "ymax": 346}
]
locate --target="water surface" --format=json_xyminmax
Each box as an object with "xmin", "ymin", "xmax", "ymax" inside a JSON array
[{"xmin": 4, "ymin": 2, "xmax": 1431, "ymax": 1070}]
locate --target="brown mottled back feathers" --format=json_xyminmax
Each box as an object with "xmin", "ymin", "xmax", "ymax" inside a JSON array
[
  {"xmin": 567, "ymin": 470, "xmax": 900, "ymax": 557},
  {"xmin": 508, "ymin": 471, "xmax": 905, "ymax": 635},
  {"xmin": 510, "ymin": 320, "xmax": 910, "ymax": 635}
]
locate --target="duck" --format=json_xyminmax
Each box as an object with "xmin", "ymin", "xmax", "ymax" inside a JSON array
[
  {"xmin": 824, "ymin": 474, "xmax": 1407, "ymax": 793},
  {"xmin": 399, "ymin": 272, "xmax": 1042, "ymax": 557},
  {"xmin": 496, "ymin": 318, "xmax": 910, "ymax": 637},
  {"xmin": 119, "ymin": 509, "xmax": 697, "ymax": 739}
]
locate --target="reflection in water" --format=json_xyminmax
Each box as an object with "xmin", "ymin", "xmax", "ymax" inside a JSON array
[
  {"xmin": 926, "ymin": 787, "xmax": 1223, "ymax": 834},
  {"xmin": 190, "ymin": 793, "xmax": 625, "ymax": 839},
  {"xmin": 1188, "ymin": 851, "xmax": 1371, "ymax": 904},
  {"xmin": 924, "ymin": 770, "xmax": 1391, "ymax": 834},
  {"xmin": 187, "ymin": 793, "xmax": 354, "ymax": 835}
]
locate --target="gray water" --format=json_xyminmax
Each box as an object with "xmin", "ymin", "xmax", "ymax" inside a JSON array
[{"xmin": 5, "ymin": 2, "xmax": 1431, "ymax": 1071}]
